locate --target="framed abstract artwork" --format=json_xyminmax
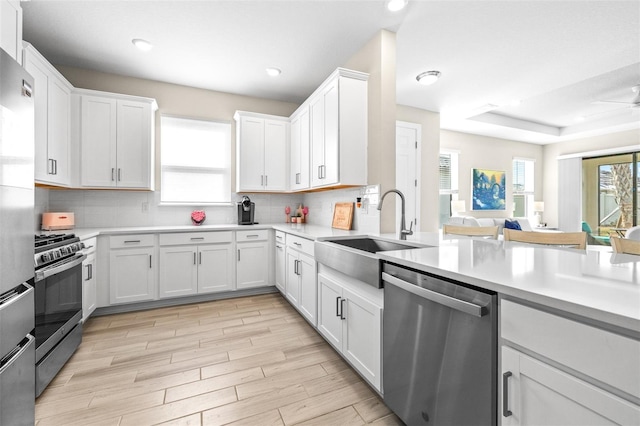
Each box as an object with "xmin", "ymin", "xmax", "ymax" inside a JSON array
[{"xmin": 472, "ymin": 168, "xmax": 506, "ymax": 210}]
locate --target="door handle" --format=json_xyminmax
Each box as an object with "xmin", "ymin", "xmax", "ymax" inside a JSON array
[
  {"xmin": 382, "ymin": 272, "xmax": 487, "ymax": 317},
  {"xmin": 503, "ymin": 371, "xmax": 513, "ymax": 417}
]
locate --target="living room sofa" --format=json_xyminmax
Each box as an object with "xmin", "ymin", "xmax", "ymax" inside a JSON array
[{"xmin": 446, "ymin": 216, "xmax": 534, "ymax": 235}]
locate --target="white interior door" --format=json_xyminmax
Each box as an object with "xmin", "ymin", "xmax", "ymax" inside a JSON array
[{"xmin": 396, "ymin": 121, "xmax": 421, "ymax": 233}]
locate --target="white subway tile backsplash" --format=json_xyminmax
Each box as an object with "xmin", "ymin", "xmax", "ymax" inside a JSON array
[{"xmin": 36, "ymin": 185, "xmax": 380, "ymax": 232}]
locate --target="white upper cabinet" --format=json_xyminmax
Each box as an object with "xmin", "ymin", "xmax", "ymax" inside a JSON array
[
  {"xmin": 1, "ymin": 0, "xmax": 22, "ymax": 64},
  {"xmin": 309, "ymin": 68, "xmax": 368, "ymax": 189},
  {"xmin": 76, "ymin": 90, "xmax": 156, "ymax": 189},
  {"xmin": 23, "ymin": 43, "xmax": 72, "ymax": 186},
  {"xmin": 235, "ymin": 111, "xmax": 289, "ymax": 192},
  {"xmin": 290, "ymin": 107, "xmax": 310, "ymax": 191}
]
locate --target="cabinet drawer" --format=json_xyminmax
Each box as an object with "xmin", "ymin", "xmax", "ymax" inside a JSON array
[
  {"xmin": 159, "ymin": 231, "xmax": 233, "ymax": 246},
  {"xmin": 501, "ymin": 299, "xmax": 640, "ymax": 399},
  {"xmin": 236, "ymin": 229, "xmax": 269, "ymax": 242},
  {"xmin": 286, "ymin": 234, "xmax": 314, "ymax": 256},
  {"xmin": 110, "ymin": 234, "xmax": 155, "ymax": 249},
  {"xmin": 275, "ymin": 231, "xmax": 286, "ymax": 245}
]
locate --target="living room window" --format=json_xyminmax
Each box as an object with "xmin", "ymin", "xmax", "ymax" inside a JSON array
[
  {"xmin": 513, "ymin": 158, "xmax": 534, "ymax": 218},
  {"xmin": 160, "ymin": 115, "xmax": 231, "ymax": 204},
  {"xmin": 439, "ymin": 151, "xmax": 459, "ymax": 227}
]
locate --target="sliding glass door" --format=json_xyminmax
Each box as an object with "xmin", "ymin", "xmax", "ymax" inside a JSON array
[{"xmin": 583, "ymin": 152, "xmax": 639, "ymax": 242}]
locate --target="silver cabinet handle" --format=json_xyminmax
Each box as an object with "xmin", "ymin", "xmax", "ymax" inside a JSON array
[
  {"xmin": 296, "ymin": 173, "xmax": 300, "ymax": 184},
  {"xmin": 53, "ymin": 159, "xmax": 57, "ymax": 175},
  {"xmin": 246, "ymin": 234, "xmax": 259, "ymax": 238},
  {"xmin": 275, "ymin": 244, "xmax": 283, "ymax": 249},
  {"xmin": 85, "ymin": 263, "xmax": 92, "ymax": 281},
  {"xmin": 293, "ymin": 242, "xmax": 302, "ymax": 246},
  {"xmin": 340, "ymin": 298, "xmax": 346, "ymax": 320},
  {"xmin": 190, "ymin": 237, "xmax": 205, "ymax": 241},
  {"xmin": 382, "ymin": 272, "xmax": 487, "ymax": 317},
  {"xmin": 199, "ymin": 252, "xmax": 202, "ymax": 265},
  {"xmin": 124, "ymin": 240, "xmax": 141, "ymax": 244},
  {"xmin": 336, "ymin": 296, "xmax": 341, "ymax": 317},
  {"xmin": 111, "ymin": 168, "xmax": 115, "ymax": 181},
  {"xmin": 193, "ymin": 252, "xmax": 197, "ymax": 265},
  {"xmin": 318, "ymin": 165, "xmax": 322, "ymax": 179},
  {"xmin": 237, "ymin": 249, "xmax": 240, "ymax": 262},
  {"xmin": 261, "ymin": 175, "xmax": 264, "ymax": 186},
  {"xmin": 118, "ymin": 168, "xmax": 122, "ymax": 181},
  {"xmin": 149, "ymin": 255, "xmax": 152, "ymax": 268},
  {"xmin": 503, "ymin": 371, "xmax": 513, "ymax": 417}
]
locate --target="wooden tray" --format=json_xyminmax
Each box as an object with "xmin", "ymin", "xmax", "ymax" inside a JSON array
[{"xmin": 332, "ymin": 202, "xmax": 354, "ymax": 230}]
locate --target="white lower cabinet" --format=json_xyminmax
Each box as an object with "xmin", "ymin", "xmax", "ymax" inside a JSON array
[
  {"xmin": 274, "ymin": 231, "xmax": 286, "ymax": 293},
  {"xmin": 237, "ymin": 230, "xmax": 270, "ymax": 289},
  {"xmin": 109, "ymin": 234, "xmax": 156, "ymax": 305},
  {"xmin": 158, "ymin": 232, "xmax": 235, "ymax": 298},
  {"xmin": 317, "ymin": 272, "xmax": 382, "ymax": 391},
  {"xmin": 500, "ymin": 298, "xmax": 640, "ymax": 425},
  {"xmin": 501, "ymin": 346, "xmax": 639, "ymax": 426},
  {"xmin": 285, "ymin": 234, "xmax": 316, "ymax": 326},
  {"xmin": 82, "ymin": 237, "xmax": 97, "ymax": 321}
]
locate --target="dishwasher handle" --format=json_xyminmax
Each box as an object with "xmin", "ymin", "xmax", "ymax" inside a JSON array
[{"xmin": 382, "ymin": 272, "xmax": 487, "ymax": 317}]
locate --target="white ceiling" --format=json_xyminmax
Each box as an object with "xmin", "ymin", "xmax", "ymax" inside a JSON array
[{"xmin": 21, "ymin": 0, "xmax": 640, "ymax": 145}]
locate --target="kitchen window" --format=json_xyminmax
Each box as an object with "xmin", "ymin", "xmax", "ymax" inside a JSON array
[
  {"xmin": 160, "ymin": 116, "xmax": 231, "ymax": 204},
  {"xmin": 512, "ymin": 158, "xmax": 535, "ymax": 217}
]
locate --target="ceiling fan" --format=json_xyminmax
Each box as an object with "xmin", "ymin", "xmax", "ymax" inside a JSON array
[{"xmin": 594, "ymin": 84, "xmax": 640, "ymax": 108}]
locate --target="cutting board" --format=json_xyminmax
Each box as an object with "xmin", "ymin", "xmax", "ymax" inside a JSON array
[{"xmin": 332, "ymin": 202, "xmax": 354, "ymax": 230}]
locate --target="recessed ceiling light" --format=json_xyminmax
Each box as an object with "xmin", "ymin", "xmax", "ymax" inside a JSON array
[
  {"xmin": 416, "ymin": 71, "xmax": 441, "ymax": 86},
  {"xmin": 266, "ymin": 67, "xmax": 282, "ymax": 77},
  {"xmin": 387, "ymin": 0, "xmax": 408, "ymax": 12},
  {"xmin": 132, "ymin": 38, "xmax": 153, "ymax": 52}
]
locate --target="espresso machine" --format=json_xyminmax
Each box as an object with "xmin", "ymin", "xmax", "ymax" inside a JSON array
[{"xmin": 237, "ymin": 196, "xmax": 255, "ymax": 225}]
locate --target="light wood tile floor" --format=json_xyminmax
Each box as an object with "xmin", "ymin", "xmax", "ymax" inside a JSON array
[{"xmin": 35, "ymin": 293, "xmax": 402, "ymax": 426}]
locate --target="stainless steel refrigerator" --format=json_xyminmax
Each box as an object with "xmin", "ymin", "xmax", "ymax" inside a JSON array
[{"xmin": 0, "ymin": 48, "xmax": 36, "ymax": 425}]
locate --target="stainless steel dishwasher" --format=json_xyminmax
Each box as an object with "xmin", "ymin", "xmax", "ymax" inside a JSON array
[{"xmin": 382, "ymin": 262, "xmax": 497, "ymax": 426}]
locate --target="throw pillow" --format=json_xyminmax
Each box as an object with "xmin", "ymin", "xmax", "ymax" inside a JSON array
[{"xmin": 505, "ymin": 219, "xmax": 522, "ymax": 230}]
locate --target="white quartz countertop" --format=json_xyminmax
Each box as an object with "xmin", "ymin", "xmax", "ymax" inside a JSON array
[
  {"xmin": 378, "ymin": 236, "xmax": 640, "ymax": 332},
  {"xmin": 69, "ymin": 225, "xmax": 639, "ymax": 332}
]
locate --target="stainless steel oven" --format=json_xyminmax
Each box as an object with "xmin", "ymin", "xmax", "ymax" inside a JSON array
[{"xmin": 34, "ymin": 234, "xmax": 85, "ymax": 396}]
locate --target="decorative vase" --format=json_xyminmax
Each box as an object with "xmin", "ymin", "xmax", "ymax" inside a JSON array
[{"xmin": 191, "ymin": 210, "xmax": 206, "ymax": 226}]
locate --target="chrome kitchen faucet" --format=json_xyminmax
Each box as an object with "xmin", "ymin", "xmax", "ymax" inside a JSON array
[{"xmin": 378, "ymin": 189, "xmax": 413, "ymax": 240}]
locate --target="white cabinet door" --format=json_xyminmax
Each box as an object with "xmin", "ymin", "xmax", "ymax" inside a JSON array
[
  {"xmin": 263, "ymin": 120, "xmax": 288, "ymax": 191},
  {"xmin": 274, "ymin": 241, "xmax": 286, "ymax": 294},
  {"xmin": 322, "ymin": 79, "xmax": 339, "ymax": 185},
  {"xmin": 109, "ymin": 247, "xmax": 155, "ymax": 304},
  {"xmin": 82, "ymin": 251, "xmax": 97, "ymax": 321},
  {"xmin": 285, "ymin": 250, "xmax": 300, "ymax": 305},
  {"xmin": 237, "ymin": 115, "xmax": 265, "ymax": 191},
  {"xmin": 81, "ymin": 95, "xmax": 117, "ymax": 187},
  {"xmin": 24, "ymin": 46, "xmax": 71, "ymax": 186},
  {"xmin": 290, "ymin": 108, "xmax": 310, "ymax": 191},
  {"xmin": 237, "ymin": 242, "xmax": 269, "ymax": 289},
  {"xmin": 317, "ymin": 273, "xmax": 343, "ymax": 349},
  {"xmin": 116, "ymin": 100, "xmax": 152, "ymax": 188},
  {"xmin": 309, "ymin": 93, "xmax": 325, "ymax": 188},
  {"xmin": 159, "ymin": 246, "xmax": 198, "ymax": 298},
  {"xmin": 297, "ymin": 252, "xmax": 317, "ymax": 326},
  {"xmin": 501, "ymin": 346, "xmax": 640, "ymax": 426},
  {"xmin": 342, "ymin": 287, "xmax": 381, "ymax": 390},
  {"xmin": 47, "ymin": 78, "xmax": 71, "ymax": 184},
  {"xmin": 1, "ymin": 0, "xmax": 22, "ymax": 63},
  {"xmin": 198, "ymin": 244, "xmax": 235, "ymax": 293}
]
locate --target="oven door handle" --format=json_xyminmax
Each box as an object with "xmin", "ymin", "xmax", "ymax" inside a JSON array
[
  {"xmin": 382, "ymin": 272, "xmax": 487, "ymax": 317},
  {"xmin": 35, "ymin": 254, "xmax": 87, "ymax": 282}
]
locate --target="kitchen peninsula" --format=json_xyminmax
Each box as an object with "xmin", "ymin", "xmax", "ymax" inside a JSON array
[{"xmin": 73, "ymin": 223, "xmax": 639, "ymax": 424}]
